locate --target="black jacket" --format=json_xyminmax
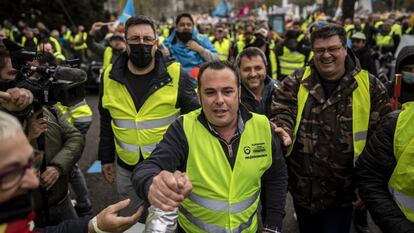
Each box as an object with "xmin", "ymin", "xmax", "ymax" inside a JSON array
[
  {"xmin": 355, "ymin": 109, "xmax": 414, "ymax": 233},
  {"xmin": 98, "ymin": 51, "xmax": 200, "ymax": 170},
  {"xmin": 131, "ymin": 106, "xmax": 288, "ymax": 231},
  {"xmin": 240, "ymin": 75, "xmax": 279, "ymax": 117},
  {"xmin": 354, "ymin": 46, "xmax": 379, "ymax": 78}
]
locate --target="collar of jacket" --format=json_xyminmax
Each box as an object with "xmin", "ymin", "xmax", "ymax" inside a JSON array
[
  {"xmin": 302, "ymin": 48, "xmax": 362, "ymax": 104},
  {"xmin": 241, "ymin": 75, "xmax": 277, "ymax": 101},
  {"xmin": 108, "ymin": 50, "xmax": 172, "ymax": 85},
  {"xmin": 196, "ymin": 104, "xmax": 253, "ymax": 139}
]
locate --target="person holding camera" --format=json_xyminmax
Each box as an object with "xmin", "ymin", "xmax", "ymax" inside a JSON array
[
  {"xmin": 0, "ymin": 110, "xmax": 143, "ymax": 233},
  {"xmin": 0, "ymin": 47, "xmax": 86, "ymax": 226},
  {"xmin": 0, "ymin": 47, "xmax": 34, "ymax": 118}
]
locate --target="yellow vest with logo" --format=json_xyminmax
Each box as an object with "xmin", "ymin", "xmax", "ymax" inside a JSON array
[
  {"xmin": 278, "ymin": 46, "xmax": 306, "ymax": 77},
  {"xmin": 179, "ymin": 109, "xmax": 272, "ymax": 233},
  {"xmin": 388, "ymin": 102, "xmax": 414, "ymax": 223},
  {"xmin": 214, "ymin": 38, "xmax": 231, "ymax": 61},
  {"xmin": 102, "ymin": 62, "xmax": 181, "ymax": 165},
  {"xmin": 286, "ymin": 67, "xmax": 371, "ymax": 162}
]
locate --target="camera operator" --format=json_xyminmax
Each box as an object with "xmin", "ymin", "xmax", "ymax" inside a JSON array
[
  {"xmin": 0, "ymin": 47, "xmax": 33, "ymax": 118},
  {"xmin": 0, "ymin": 111, "xmax": 143, "ymax": 233},
  {"xmin": 23, "ymin": 53, "xmax": 88, "ymax": 226},
  {"xmin": 30, "ymin": 51, "xmax": 94, "ymax": 217},
  {"xmin": 0, "ymin": 47, "xmax": 87, "ymax": 226}
]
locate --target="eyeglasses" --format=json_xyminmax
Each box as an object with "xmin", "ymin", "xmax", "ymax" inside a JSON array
[
  {"xmin": 178, "ymin": 22, "xmax": 193, "ymax": 28},
  {"xmin": 126, "ymin": 35, "xmax": 156, "ymax": 45},
  {"xmin": 313, "ymin": 44, "xmax": 344, "ymax": 56},
  {"xmin": 0, "ymin": 150, "xmax": 43, "ymax": 191}
]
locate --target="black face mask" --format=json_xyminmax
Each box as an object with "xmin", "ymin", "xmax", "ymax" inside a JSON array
[
  {"xmin": 0, "ymin": 192, "xmax": 33, "ymax": 223},
  {"xmin": 128, "ymin": 44, "xmax": 154, "ymax": 68},
  {"xmin": 176, "ymin": 31, "xmax": 192, "ymax": 43}
]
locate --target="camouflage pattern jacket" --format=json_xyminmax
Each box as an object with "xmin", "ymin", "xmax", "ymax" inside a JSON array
[{"xmin": 270, "ymin": 53, "xmax": 391, "ymax": 213}]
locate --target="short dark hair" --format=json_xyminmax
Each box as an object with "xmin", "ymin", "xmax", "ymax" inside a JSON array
[
  {"xmin": 125, "ymin": 15, "xmax": 156, "ymax": 38},
  {"xmin": 175, "ymin": 13, "xmax": 194, "ymax": 25},
  {"xmin": 197, "ymin": 60, "xmax": 239, "ymax": 90},
  {"xmin": 234, "ymin": 47, "xmax": 268, "ymax": 69},
  {"xmin": 310, "ymin": 23, "xmax": 347, "ymax": 48},
  {"xmin": 0, "ymin": 48, "xmax": 10, "ymax": 72}
]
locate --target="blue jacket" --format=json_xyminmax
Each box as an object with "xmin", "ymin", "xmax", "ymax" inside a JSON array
[{"xmin": 162, "ymin": 29, "xmax": 217, "ymax": 73}]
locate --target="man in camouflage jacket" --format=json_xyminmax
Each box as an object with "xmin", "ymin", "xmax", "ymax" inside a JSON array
[{"xmin": 270, "ymin": 24, "xmax": 391, "ymax": 233}]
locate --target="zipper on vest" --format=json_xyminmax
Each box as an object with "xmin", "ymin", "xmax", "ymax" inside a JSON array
[{"xmin": 227, "ymin": 143, "xmax": 233, "ymax": 158}]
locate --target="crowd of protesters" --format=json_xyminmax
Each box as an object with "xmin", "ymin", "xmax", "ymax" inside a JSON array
[{"xmin": 1, "ymin": 7, "xmax": 414, "ymax": 233}]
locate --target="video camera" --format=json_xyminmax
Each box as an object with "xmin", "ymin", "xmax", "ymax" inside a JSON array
[{"xmin": 1, "ymin": 39, "xmax": 86, "ymax": 107}]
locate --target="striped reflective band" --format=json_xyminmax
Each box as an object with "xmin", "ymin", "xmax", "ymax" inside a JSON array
[
  {"xmin": 188, "ymin": 191, "xmax": 260, "ymax": 214},
  {"xmin": 389, "ymin": 186, "xmax": 414, "ymax": 212},
  {"xmin": 141, "ymin": 143, "xmax": 157, "ymax": 154},
  {"xmin": 278, "ymin": 58, "xmax": 304, "ymax": 64},
  {"xmin": 179, "ymin": 206, "xmax": 255, "ymax": 233},
  {"xmin": 280, "ymin": 66, "xmax": 301, "ymax": 71},
  {"xmin": 116, "ymin": 138, "xmax": 157, "ymax": 154},
  {"xmin": 73, "ymin": 116, "xmax": 92, "ymax": 123},
  {"xmin": 114, "ymin": 113, "xmax": 179, "ymax": 130},
  {"xmin": 69, "ymin": 100, "xmax": 87, "ymax": 111},
  {"xmin": 354, "ymin": 131, "xmax": 368, "ymax": 142},
  {"xmin": 116, "ymin": 139, "xmax": 139, "ymax": 152}
]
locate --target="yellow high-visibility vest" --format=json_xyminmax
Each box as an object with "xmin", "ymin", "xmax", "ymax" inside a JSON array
[
  {"xmin": 179, "ymin": 108, "xmax": 272, "ymax": 233},
  {"xmin": 102, "ymin": 62, "xmax": 181, "ymax": 165},
  {"xmin": 286, "ymin": 67, "xmax": 371, "ymax": 163},
  {"xmin": 388, "ymin": 102, "xmax": 414, "ymax": 223}
]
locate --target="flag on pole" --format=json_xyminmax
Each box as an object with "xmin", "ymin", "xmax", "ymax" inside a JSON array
[
  {"xmin": 212, "ymin": 0, "xmax": 232, "ymax": 17},
  {"xmin": 118, "ymin": 0, "xmax": 135, "ymax": 23}
]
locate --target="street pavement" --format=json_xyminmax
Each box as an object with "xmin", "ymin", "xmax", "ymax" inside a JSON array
[{"xmin": 76, "ymin": 93, "xmax": 382, "ymax": 233}]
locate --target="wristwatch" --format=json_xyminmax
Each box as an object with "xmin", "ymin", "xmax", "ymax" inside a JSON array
[{"xmin": 91, "ymin": 216, "xmax": 110, "ymax": 233}]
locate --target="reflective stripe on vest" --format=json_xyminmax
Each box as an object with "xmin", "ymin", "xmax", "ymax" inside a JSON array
[
  {"xmin": 102, "ymin": 62, "xmax": 181, "ymax": 165},
  {"xmin": 179, "ymin": 205, "xmax": 255, "ymax": 233},
  {"xmin": 187, "ymin": 190, "xmax": 260, "ymax": 214},
  {"xmin": 389, "ymin": 102, "xmax": 414, "ymax": 222},
  {"xmin": 286, "ymin": 67, "xmax": 370, "ymax": 162},
  {"xmin": 113, "ymin": 112, "xmax": 179, "ymax": 130},
  {"xmin": 279, "ymin": 47, "xmax": 306, "ymax": 76},
  {"xmin": 179, "ymin": 109, "xmax": 272, "ymax": 233}
]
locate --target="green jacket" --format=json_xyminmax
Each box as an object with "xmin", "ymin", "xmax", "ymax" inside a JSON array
[{"xmin": 31, "ymin": 107, "xmax": 84, "ymax": 207}]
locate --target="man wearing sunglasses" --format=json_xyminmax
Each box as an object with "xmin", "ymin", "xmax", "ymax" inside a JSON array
[
  {"xmin": 99, "ymin": 15, "xmax": 200, "ymax": 218},
  {"xmin": 271, "ymin": 24, "xmax": 391, "ymax": 233},
  {"xmin": 0, "ymin": 111, "xmax": 143, "ymax": 233}
]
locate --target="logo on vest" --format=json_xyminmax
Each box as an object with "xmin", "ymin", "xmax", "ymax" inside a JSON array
[
  {"xmin": 244, "ymin": 143, "xmax": 267, "ymax": 159},
  {"xmin": 243, "ymin": 146, "xmax": 251, "ymax": 155}
]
